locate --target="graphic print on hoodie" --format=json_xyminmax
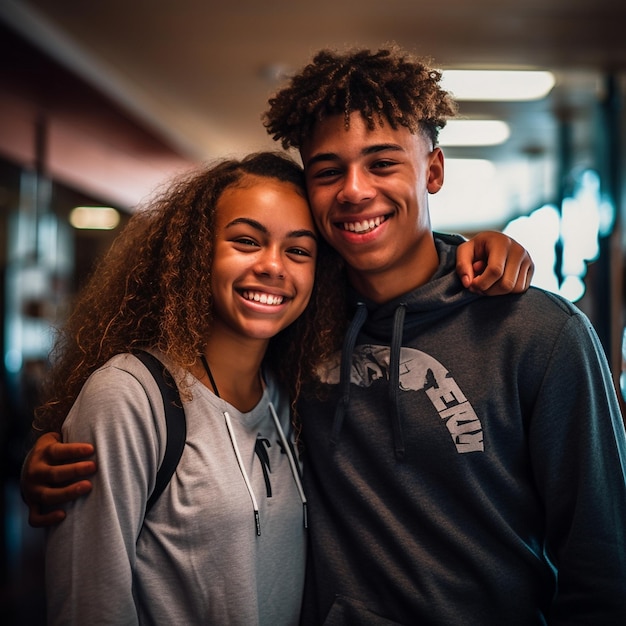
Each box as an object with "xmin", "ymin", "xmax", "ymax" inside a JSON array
[{"xmin": 319, "ymin": 344, "xmax": 484, "ymax": 454}]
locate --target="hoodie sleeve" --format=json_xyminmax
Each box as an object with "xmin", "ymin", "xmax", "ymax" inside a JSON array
[
  {"xmin": 45, "ymin": 356, "xmax": 164, "ymax": 625},
  {"xmin": 528, "ymin": 311, "xmax": 626, "ymax": 624}
]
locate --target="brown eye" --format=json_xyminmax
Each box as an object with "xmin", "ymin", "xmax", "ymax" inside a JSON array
[
  {"xmin": 287, "ymin": 247, "xmax": 313, "ymax": 258},
  {"xmin": 233, "ymin": 237, "xmax": 259, "ymax": 247}
]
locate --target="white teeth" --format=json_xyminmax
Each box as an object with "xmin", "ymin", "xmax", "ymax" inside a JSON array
[
  {"xmin": 343, "ymin": 216, "xmax": 384, "ymax": 233},
  {"xmin": 242, "ymin": 291, "xmax": 284, "ymax": 305}
]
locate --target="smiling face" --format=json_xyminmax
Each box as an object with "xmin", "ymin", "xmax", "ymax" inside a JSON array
[
  {"xmin": 301, "ymin": 112, "xmax": 445, "ymax": 303},
  {"xmin": 210, "ymin": 175, "xmax": 317, "ymax": 346}
]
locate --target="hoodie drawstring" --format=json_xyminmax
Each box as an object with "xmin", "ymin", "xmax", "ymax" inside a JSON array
[
  {"xmin": 224, "ymin": 401, "xmax": 307, "ymax": 537},
  {"xmin": 329, "ymin": 302, "xmax": 407, "ymax": 461},
  {"xmin": 269, "ymin": 402, "xmax": 308, "ymax": 529},
  {"xmin": 330, "ymin": 302, "xmax": 368, "ymax": 446},
  {"xmin": 389, "ymin": 304, "xmax": 406, "ymax": 460},
  {"xmin": 224, "ymin": 410, "xmax": 261, "ymax": 535},
  {"xmin": 202, "ymin": 356, "xmax": 306, "ymax": 536}
]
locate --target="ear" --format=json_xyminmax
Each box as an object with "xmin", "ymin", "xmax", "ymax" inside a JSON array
[{"xmin": 426, "ymin": 147, "xmax": 444, "ymax": 194}]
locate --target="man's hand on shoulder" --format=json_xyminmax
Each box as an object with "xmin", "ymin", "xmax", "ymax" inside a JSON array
[{"xmin": 21, "ymin": 431, "xmax": 96, "ymax": 527}]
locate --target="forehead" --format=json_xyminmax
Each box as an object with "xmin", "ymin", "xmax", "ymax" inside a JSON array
[
  {"xmin": 301, "ymin": 112, "xmax": 425, "ymax": 164},
  {"xmin": 216, "ymin": 176, "xmax": 314, "ymax": 229}
]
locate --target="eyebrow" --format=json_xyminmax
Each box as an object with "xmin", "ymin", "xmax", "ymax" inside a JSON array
[
  {"xmin": 225, "ymin": 217, "xmax": 317, "ymax": 241},
  {"xmin": 305, "ymin": 143, "xmax": 405, "ymax": 168}
]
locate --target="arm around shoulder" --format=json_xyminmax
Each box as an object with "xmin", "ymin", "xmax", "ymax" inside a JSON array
[
  {"xmin": 21, "ymin": 431, "xmax": 96, "ymax": 527},
  {"xmin": 457, "ymin": 231, "xmax": 534, "ymax": 295}
]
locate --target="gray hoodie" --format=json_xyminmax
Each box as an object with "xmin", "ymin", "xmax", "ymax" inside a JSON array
[{"xmin": 45, "ymin": 352, "xmax": 306, "ymax": 625}]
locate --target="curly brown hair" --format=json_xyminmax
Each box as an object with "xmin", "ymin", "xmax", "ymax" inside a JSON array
[
  {"xmin": 34, "ymin": 151, "xmax": 347, "ymax": 434},
  {"xmin": 263, "ymin": 45, "xmax": 458, "ymax": 151}
]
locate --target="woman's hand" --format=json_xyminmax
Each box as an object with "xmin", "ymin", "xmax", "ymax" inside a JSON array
[{"xmin": 457, "ymin": 232, "xmax": 534, "ymax": 295}]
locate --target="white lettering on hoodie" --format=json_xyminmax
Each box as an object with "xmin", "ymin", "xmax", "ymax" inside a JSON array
[{"xmin": 320, "ymin": 344, "xmax": 484, "ymax": 453}]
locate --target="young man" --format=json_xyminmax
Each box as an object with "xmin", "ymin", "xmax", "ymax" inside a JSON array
[
  {"xmin": 22, "ymin": 46, "xmax": 623, "ymax": 624},
  {"xmin": 260, "ymin": 46, "xmax": 626, "ymax": 624}
]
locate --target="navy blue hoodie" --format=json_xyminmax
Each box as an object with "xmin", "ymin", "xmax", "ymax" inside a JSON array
[{"xmin": 299, "ymin": 236, "xmax": 626, "ymax": 625}]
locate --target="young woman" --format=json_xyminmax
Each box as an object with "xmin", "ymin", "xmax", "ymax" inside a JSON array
[{"xmin": 38, "ymin": 152, "xmax": 344, "ymax": 624}]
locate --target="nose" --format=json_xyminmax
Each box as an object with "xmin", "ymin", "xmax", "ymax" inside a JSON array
[
  {"xmin": 256, "ymin": 246, "xmax": 285, "ymax": 279},
  {"xmin": 337, "ymin": 166, "xmax": 375, "ymax": 204}
]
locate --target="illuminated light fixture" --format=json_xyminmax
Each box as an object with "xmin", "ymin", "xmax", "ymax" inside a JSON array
[
  {"xmin": 441, "ymin": 70, "xmax": 555, "ymax": 101},
  {"xmin": 70, "ymin": 206, "xmax": 120, "ymax": 230},
  {"xmin": 439, "ymin": 120, "xmax": 510, "ymax": 146}
]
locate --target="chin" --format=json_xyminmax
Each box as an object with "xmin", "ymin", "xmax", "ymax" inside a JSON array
[{"xmin": 241, "ymin": 323, "xmax": 289, "ymax": 341}]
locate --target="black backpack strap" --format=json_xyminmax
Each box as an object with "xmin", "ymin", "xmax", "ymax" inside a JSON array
[{"xmin": 134, "ymin": 350, "xmax": 186, "ymax": 515}]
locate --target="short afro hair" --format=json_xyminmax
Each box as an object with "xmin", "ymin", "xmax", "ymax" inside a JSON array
[{"xmin": 263, "ymin": 45, "xmax": 458, "ymax": 151}]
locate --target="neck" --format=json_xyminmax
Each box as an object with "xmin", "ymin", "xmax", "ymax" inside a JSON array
[
  {"xmin": 195, "ymin": 332, "xmax": 268, "ymax": 412},
  {"xmin": 347, "ymin": 238, "xmax": 439, "ymax": 304}
]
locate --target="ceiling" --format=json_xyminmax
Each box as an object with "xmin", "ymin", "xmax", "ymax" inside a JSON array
[{"xmin": 2, "ymin": 0, "xmax": 626, "ymax": 231}]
